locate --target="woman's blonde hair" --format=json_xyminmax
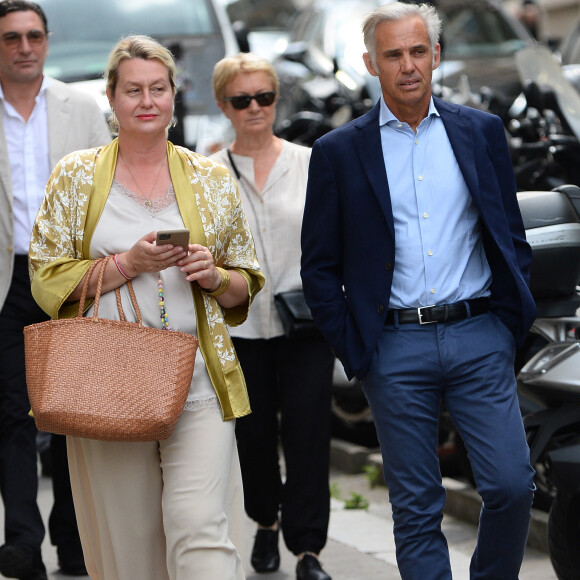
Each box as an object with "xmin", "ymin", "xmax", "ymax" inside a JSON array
[
  {"xmin": 212, "ymin": 52, "xmax": 279, "ymax": 102},
  {"xmin": 105, "ymin": 35, "xmax": 177, "ymax": 132}
]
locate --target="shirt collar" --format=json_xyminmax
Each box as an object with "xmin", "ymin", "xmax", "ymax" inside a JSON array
[{"xmin": 378, "ymin": 96, "xmax": 440, "ymax": 127}]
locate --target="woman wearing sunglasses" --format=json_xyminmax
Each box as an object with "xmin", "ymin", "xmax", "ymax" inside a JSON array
[{"xmin": 211, "ymin": 53, "xmax": 334, "ymax": 580}]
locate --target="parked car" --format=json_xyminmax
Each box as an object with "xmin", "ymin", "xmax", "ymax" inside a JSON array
[
  {"xmin": 434, "ymin": 0, "xmax": 535, "ymax": 103},
  {"xmin": 38, "ymin": 0, "xmax": 240, "ymax": 155},
  {"xmin": 272, "ymin": 0, "xmax": 535, "ymax": 132}
]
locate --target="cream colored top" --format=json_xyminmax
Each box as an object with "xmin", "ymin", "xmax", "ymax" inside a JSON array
[
  {"xmin": 87, "ymin": 181, "xmax": 216, "ymax": 405},
  {"xmin": 211, "ymin": 140, "xmax": 310, "ymax": 339}
]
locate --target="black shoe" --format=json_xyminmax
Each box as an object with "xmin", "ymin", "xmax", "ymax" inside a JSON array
[
  {"xmin": 0, "ymin": 544, "xmax": 47, "ymax": 580},
  {"xmin": 58, "ymin": 558, "xmax": 88, "ymax": 576},
  {"xmin": 251, "ymin": 527, "xmax": 280, "ymax": 573},
  {"xmin": 296, "ymin": 553, "xmax": 331, "ymax": 580},
  {"xmin": 22, "ymin": 569, "xmax": 48, "ymax": 580},
  {"xmin": 57, "ymin": 545, "xmax": 88, "ymax": 576}
]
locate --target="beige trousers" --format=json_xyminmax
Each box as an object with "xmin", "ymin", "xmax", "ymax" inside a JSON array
[{"xmin": 67, "ymin": 403, "xmax": 245, "ymax": 580}]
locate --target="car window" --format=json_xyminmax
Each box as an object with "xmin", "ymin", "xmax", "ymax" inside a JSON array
[
  {"xmin": 40, "ymin": 0, "xmax": 219, "ymax": 80},
  {"xmin": 39, "ymin": 0, "xmax": 229, "ymax": 120},
  {"xmin": 440, "ymin": 4, "xmax": 529, "ymax": 58}
]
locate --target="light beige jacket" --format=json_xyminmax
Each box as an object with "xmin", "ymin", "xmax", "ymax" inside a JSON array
[
  {"xmin": 29, "ymin": 139, "xmax": 264, "ymax": 420},
  {"xmin": 0, "ymin": 77, "xmax": 111, "ymax": 310}
]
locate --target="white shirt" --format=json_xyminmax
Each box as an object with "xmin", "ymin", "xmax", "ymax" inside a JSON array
[
  {"xmin": 1, "ymin": 76, "xmax": 51, "ymax": 254},
  {"xmin": 211, "ymin": 140, "xmax": 310, "ymax": 339}
]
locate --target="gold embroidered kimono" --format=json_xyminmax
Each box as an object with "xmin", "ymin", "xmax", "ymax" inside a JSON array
[{"xmin": 29, "ymin": 139, "xmax": 264, "ymax": 420}]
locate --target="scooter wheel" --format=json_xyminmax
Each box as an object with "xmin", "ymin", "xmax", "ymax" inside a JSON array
[{"xmin": 548, "ymin": 491, "xmax": 580, "ymax": 579}]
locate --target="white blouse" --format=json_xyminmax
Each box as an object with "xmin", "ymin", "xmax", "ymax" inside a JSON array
[
  {"xmin": 211, "ymin": 140, "xmax": 310, "ymax": 340},
  {"xmin": 87, "ymin": 181, "xmax": 216, "ymax": 408}
]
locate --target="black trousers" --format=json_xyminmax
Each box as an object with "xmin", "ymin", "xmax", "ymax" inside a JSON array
[
  {"xmin": 0, "ymin": 258, "xmax": 81, "ymax": 558},
  {"xmin": 233, "ymin": 334, "xmax": 334, "ymax": 556}
]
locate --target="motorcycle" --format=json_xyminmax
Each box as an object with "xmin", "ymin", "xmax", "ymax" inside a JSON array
[
  {"xmin": 273, "ymin": 41, "xmax": 375, "ymax": 146},
  {"xmin": 516, "ymin": 184, "xmax": 580, "ymax": 580},
  {"xmin": 473, "ymin": 49, "xmax": 580, "ymax": 577},
  {"xmin": 501, "ymin": 46, "xmax": 580, "ymax": 191}
]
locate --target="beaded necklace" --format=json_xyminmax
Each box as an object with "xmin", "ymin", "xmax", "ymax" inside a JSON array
[{"xmin": 157, "ymin": 276, "xmax": 172, "ymax": 330}]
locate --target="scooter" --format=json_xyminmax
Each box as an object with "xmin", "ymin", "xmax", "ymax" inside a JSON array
[{"xmin": 516, "ymin": 184, "xmax": 580, "ymax": 580}]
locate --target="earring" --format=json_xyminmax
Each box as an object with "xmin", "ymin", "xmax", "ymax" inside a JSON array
[{"xmin": 108, "ymin": 110, "xmax": 119, "ymax": 134}]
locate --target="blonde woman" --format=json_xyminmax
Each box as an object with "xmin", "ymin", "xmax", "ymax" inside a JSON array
[
  {"xmin": 29, "ymin": 36, "xmax": 263, "ymax": 580},
  {"xmin": 211, "ymin": 53, "xmax": 334, "ymax": 580}
]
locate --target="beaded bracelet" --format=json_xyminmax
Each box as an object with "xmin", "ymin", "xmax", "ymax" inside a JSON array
[
  {"xmin": 114, "ymin": 253, "xmax": 133, "ymax": 280},
  {"xmin": 199, "ymin": 267, "xmax": 231, "ymax": 296}
]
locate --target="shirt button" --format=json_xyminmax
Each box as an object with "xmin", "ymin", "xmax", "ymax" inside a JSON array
[
  {"xmin": 428, "ymin": 250, "xmax": 433, "ymax": 256},
  {"xmin": 418, "ymin": 175, "xmax": 423, "ymax": 181},
  {"xmin": 385, "ymin": 263, "xmax": 392, "ymax": 271},
  {"xmin": 423, "ymin": 212, "xmax": 428, "ymax": 219},
  {"xmin": 415, "ymin": 139, "xmax": 419, "ymax": 145},
  {"xmin": 378, "ymin": 304, "xmax": 384, "ymax": 314},
  {"xmin": 430, "ymin": 288, "xmax": 436, "ymax": 294}
]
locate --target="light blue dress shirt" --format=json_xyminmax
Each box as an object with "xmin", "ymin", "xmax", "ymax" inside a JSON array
[{"xmin": 379, "ymin": 97, "xmax": 492, "ymax": 309}]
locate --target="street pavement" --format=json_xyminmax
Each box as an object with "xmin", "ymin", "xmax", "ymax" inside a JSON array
[{"xmin": 0, "ymin": 454, "xmax": 557, "ymax": 579}]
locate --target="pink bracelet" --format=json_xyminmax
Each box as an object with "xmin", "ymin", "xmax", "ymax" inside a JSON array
[{"xmin": 114, "ymin": 253, "xmax": 133, "ymax": 280}]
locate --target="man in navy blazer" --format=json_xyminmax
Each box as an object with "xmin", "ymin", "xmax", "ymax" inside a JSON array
[{"xmin": 301, "ymin": 3, "xmax": 536, "ymax": 579}]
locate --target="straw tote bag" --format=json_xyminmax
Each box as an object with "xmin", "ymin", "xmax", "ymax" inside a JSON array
[{"xmin": 24, "ymin": 257, "xmax": 199, "ymax": 442}]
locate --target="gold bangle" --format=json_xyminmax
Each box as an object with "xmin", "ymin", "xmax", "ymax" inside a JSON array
[{"xmin": 199, "ymin": 267, "xmax": 231, "ymax": 296}]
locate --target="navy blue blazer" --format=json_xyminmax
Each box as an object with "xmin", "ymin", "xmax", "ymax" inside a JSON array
[{"xmin": 300, "ymin": 97, "xmax": 536, "ymax": 380}]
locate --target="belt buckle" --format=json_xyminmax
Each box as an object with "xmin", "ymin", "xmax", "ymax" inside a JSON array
[{"xmin": 418, "ymin": 305, "xmax": 436, "ymax": 325}]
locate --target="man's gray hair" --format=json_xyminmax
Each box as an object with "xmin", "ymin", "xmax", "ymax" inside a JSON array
[{"xmin": 363, "ymin": 2, "xmax": 442, "ymax": 67}]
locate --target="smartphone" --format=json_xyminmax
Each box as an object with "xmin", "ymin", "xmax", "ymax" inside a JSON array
[{"xmin": 156, "ymin": 229, "xmax": 190, "ymax": 252}]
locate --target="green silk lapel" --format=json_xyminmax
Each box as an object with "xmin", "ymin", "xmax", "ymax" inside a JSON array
[
  {"xmin": 168, "ymin": 142, "xmax": 207, "ymax": 247},
  {"xmin": 83, "ymin": 139, "xmax": 119, "ymax": 258}
]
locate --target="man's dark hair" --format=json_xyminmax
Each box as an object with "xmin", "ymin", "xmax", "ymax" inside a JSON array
[{"xmin": 0, "ymin": 0, "xmax": 48, "ymax": 33}]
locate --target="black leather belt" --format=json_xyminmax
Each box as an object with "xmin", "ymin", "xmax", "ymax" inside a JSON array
[
  {"xmin": 385, "ymin": 297, "xmax": 490, "ymax": 325},
  {"xmin": 14, "ymin": 254, "xmax": 28, "ymax": 266}
]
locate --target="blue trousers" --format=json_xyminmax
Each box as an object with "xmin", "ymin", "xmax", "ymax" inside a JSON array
[{"xmin": 362, "ymin": 312, "xmax": 535, "ymax": 580}]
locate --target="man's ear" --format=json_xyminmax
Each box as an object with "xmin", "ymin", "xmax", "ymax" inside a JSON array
[
  {"xmin": 432, "ymin": 43, "xmax": 441, "ymax": 70},
  {"xmin": 363, "ymin": 52, "xmax": 378, "ymax": 77}
]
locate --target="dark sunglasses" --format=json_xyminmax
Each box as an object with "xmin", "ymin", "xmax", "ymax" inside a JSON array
[
  {"xmin": 1, "ymin": 30, "xmax": 48, "ymax": 48},
  {"xmin": 223, "ymin": 91, "xmax": 277, "ymax": 110}
]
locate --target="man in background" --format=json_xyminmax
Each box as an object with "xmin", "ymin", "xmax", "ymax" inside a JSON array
[{"xmin": 0, "ymin": 1, "xmax": 110, "ymax": 578}]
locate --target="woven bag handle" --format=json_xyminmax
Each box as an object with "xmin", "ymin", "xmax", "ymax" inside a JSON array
[
  {"xmin": 115, "ymin": 280, "xmax": 143, "ymax": 325},
  {"xmin": 77, "ymin": 256, "xmax": 143, "ymax": 325},
  {"xmin": 76, "ymin": 258, "xmax": 104, "ymax": 317},
  {"xmin": 91, "ymin": 256, "xmax": 110, "ymax": 318}
]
